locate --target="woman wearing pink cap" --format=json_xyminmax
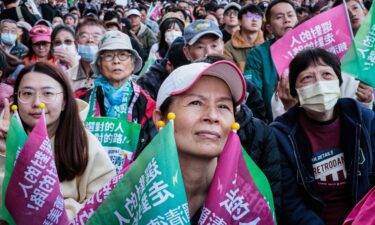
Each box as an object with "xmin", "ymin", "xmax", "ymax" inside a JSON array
[
  {"xmin": 153, "ymin": 60, "xmax": 276, "ymax": 224},
  {"xmin": 23, "ymin": 25, "xmax": 58, "ymax": 66}
]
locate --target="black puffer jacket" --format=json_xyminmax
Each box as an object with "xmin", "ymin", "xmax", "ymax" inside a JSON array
[
  {"xmin": 136, "ymin": 59, "xmax": 169, "ymax": 100},
  {"xmin": 245, "ymin": 79, "xmax": 267, "ymax": 123},
  {"xmin": 237, "ymin": 104, "xmax": 281, "ymax": 217}
]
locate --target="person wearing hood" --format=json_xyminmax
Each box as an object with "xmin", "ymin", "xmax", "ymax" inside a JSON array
[
  {"xmin": 0, "ymin": 19, "xmax": 29, "ymax": 59},
  {"xmin": 271, "ymin": 48, "xmax": 375, "ymax": 225}
]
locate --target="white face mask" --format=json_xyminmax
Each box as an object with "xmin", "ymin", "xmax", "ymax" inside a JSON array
[
  {"xmin": 54, "ymin": 44, "xmax": 77, "ymax": 54},
  {"xmin": 296, "ymin": 80, "xmax": 341, "ymax": 113},
  {"xmin": 165, "ymin": 30, "xmax": 182, "ymax": 46}
]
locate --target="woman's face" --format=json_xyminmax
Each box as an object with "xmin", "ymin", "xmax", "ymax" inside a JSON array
[
  {"xmin": 295, "ymin": 62, "xmax": 338, "ymax": 88},
  {"xmin": 17, "ymin": 72, "xmax": 65, "ymax": 133},
  {"xmin": 167, "ymin": 76, "xmax": 235, "ymax": 158},
  {"xmin": 53, "ymin": 30, "xmax": 76, "ymax": 52},
  {"xmin": 32, "ymin": 41, "xmax": 51, "ymax": 58},
  {"xmin": 99, "ymin": 50, "xmax": 135, "ymax": 88}
]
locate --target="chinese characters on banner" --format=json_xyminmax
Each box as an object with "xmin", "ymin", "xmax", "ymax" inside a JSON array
[
  {"xmin": 0, "ymin": 114, "xmax": 27, "ymax": 224},
  {"xmin": 85, "ymin": 122, "xmax": 190, "ymax": 225},
  {"xmin": 85, "ymin": 117, "xmax": 141, "ymax": 173},
  {"xmin": 70, "ymin": 168, "xmax": 127, "ymax": 225},
  {"xmin": 4, "ymin": 115, "xmax": 68, "ymax": 225},
  {"xmin": 271, "ymin": 4, "xmax": 352, "ymax": 77},
  {"xmin": 201, "ymin": 132, "xmax": 275, "ymax": 225},
  {"xmin": 341, "ymin": 3, "xmax": 375, "ymax": 88}
]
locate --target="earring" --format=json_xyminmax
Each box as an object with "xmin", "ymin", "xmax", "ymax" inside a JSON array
[
  {"xmin": 11, "ymin": 105, "xmax": 18, "ymax": 112},
  {"xmin": 167, "ymin": 112, "xmax": 176, "ymax": 121},
  {"xmin": 231, "ymin": 122, "xmax": 240, "ymax": 133},
  {"xmin": 156, "ymin": 120, "xmax": 165, "ymax": 130}
]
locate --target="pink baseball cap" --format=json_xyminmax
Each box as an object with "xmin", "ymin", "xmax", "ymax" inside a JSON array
[
  {"xmin": 29, "ymin": 25, "xmax": 52, "ymax": 43},
  {"xmin": 156, "ymin": 60, "xmax": 246, "ymax": 109}
]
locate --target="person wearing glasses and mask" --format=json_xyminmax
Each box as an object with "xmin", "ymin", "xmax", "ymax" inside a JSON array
[
  {"xmin": 80, "ymin": 30, "xmax": 156, "ymax": 162},
  {"xmin": 271, "ymin": 48, "xmax": 375, "ymax": 225},
  {"xmin": 51, "ymin": 25, "xmax": 81, "ymax": 89},
  {"xmin": 0, "ymin": 62, "xmax": 115, "ymax": 221},
  {"xmin": 73, "ymin": 18, "xmax": 105, "ymax": 95},
  {"xmin": 23, "ymin": 25, "xmax": 57, "ymax": 66}
]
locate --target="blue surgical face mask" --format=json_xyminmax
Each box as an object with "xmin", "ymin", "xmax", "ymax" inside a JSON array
[
  {"xmin": 1, "ymin": 33, "xmax": 17, "ymax": 45},
  {"xmin": 78, "ymin": 44, "xmax": 98, "ymax": 63}
]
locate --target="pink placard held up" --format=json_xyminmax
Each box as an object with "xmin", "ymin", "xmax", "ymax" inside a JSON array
[
  {"xmin": 200, "ymin": 132, "xmax": 274, "ymax": 224},
  {"xmin": 271, "ymin": 4, "xmax": 353, "ymax": 77},
  {"xmin": 5, "ymin": 115, "xmax": 68, "ymax": 225}
]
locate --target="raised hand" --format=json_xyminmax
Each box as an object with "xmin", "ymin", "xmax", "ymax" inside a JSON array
[{"xmin": 0, "ymin": 98, "xmax": 11, "ymax": 155}]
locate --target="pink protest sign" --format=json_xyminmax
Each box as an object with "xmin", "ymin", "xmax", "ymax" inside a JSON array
[
  {"xmin": 200, "ymin": 132, "xmax": 274, "ymax": 224},
  {"xmin": 70, "ymin": 164, "xmax": 131, "ymax": 225},
  {"xmin": 5, "ymin": 115, "xmax": 68, "ymax": 225},
  {"xmin": 271, "ymin": 4, "xmax": 353, "ymax": 77}
]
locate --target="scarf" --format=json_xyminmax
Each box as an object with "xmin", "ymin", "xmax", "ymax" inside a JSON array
[{"xmin": 94, "ymin": 75, "xmax": 133, "ymax": 118}]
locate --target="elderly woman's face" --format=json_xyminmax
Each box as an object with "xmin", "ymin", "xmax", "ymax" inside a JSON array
[
  {"xmin": 295, "ymin": 62, "xmax": 338, "ymax": 89},
  {"xmin": 99, "ymin": 50, "xmax": 135, "ymax": 87},
  {"xmin": 168, "ymin": 76, "xmax": 235, "ymax": 158}
]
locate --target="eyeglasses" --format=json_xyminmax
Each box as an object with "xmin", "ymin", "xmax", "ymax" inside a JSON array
[
  {"xmin": 246, "ymin": 12, "xmax": 262, "ymax": 21},
  {"xmin": 78, "ymin": 33, "xmax": 102, "ymax": 42},
  {"xmin": 1, "ymin": 28, "xmax": 18, "ymax": 34},
  {"xmin": 224, "ymin": 10, "xmax": 238, "ymax": 17},
  {"xmin": 100, "ymin": 51, "xmax": 132, "ymax": 62},
  {"xmin": 53, "ymin": 39, "xmax": 74, "ymax": 46},
  {"xmin": 18, "ymin": 89, "xmax": 63, "ymax": 103},
  {"xmin": 32, "ymin": 42, "xmax": 51, "ymax": 47}
]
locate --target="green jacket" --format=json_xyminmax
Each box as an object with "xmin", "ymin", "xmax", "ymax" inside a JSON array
[
  {"xmin": 244, "ymin": 39, "xmax": 277, "ymax": 122},
  {"xmin": 136, "ymin": 23, "xmax": 157, "ymax": 54}
]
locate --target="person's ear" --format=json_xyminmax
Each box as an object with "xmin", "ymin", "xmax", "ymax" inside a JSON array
[
  {"xmin": 166, "ymin": 60, "xmax": 174, "ymax": 74},
  {"xmin": 182, "ymin": 45, "xmax": 193, "ymax": 61},
  {"xmin": 153, "ymin": 109, "xmax": 166, "ymax": 126},
  {"xmin": 265, "ymin": 23, "xmax": 273, "ymax": 35}
]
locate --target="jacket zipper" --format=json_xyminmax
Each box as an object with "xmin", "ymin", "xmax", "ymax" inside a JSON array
[{"xmin": 288, "ymin": 135, "xmax": 323, "ymax": 204}]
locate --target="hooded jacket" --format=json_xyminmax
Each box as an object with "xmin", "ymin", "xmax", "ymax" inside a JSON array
[
  {"xmin": 136, "ymin": 23, "xmax": 157, "ymax": 54},
  {"xmin": 137, "ymin": 58, "xmax": 169, "ymax": 100},
  {"xmin": 270, "ymin": 98, "xmax": 375, "ymax": 225},
  {"xmin": 224, "ymin": 30, "xmax": 264, "ymax": 72},
  {"xmin": 237, "ymin": 104, "xmax": 281, "ymax": 215}
]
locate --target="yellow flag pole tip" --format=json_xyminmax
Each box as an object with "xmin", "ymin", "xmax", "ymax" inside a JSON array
[
  {"xmin": 11, "ymin": 105, "xmax": 18, "ymax": 111},
  {"xmin": 39, "ymin": 103, "xmax": 45, "ymax": 109},
  {"xmin": 231, "ymin": 122, "xmax": 240, "ymax": 131},
  {"xmin": 167, "ymin": 112, "xmax": 176, "ymax": 121},
  {"xmin": 156, "ymin": 121, "xmax": 165, "ymax": 129},
  {"xmin": 122, "ymin": 151, "xmax": 127, "ymax": 157}
]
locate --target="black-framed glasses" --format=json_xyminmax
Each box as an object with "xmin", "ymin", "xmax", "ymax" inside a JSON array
[
  {"xmin": 18, "ymin": 88, "xmax": 63, "ymax": 103},
  {"xmin": 100, "ymin": 51, "xmax": 132, "ymax": 62},
  {"xmin": 224, "ymin": 10, "xmax": 238, "ymax": 17}
]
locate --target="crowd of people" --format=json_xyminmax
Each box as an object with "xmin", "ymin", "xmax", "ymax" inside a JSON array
[{"xmin": 0, "ymin": 0, "xmax": 374, "ymax": 224}]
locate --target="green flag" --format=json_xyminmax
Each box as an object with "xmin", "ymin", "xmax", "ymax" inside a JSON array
[
  {"xmin": 341, "ymin": 3, "xmax": 375, "ymax": 88},
  {"xmin": 0, "ymin": 114, "xmax": 27, "ymax": 224},
  {"xmin": 86, "ymin": 122, "xmax": 190, "ymax": 224}
]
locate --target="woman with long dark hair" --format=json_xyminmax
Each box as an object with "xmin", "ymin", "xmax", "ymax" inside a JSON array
[{"xmin": 0, "ymin": 62, "xmax": 115, "ymax": 220}]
